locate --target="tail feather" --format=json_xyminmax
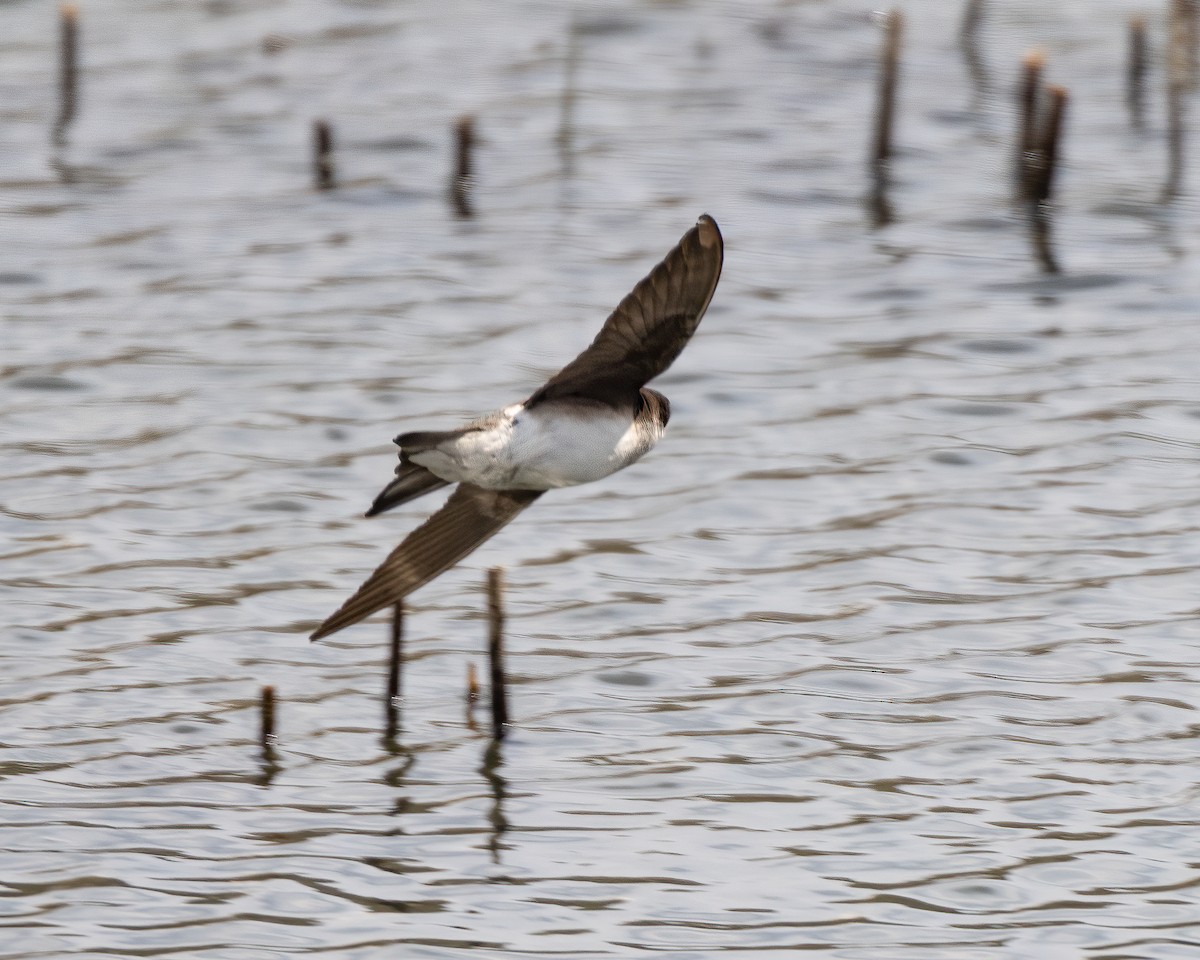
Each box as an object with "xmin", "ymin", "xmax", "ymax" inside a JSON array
[
  {"xmin": 396, "ymin": 427, "xmax": 474, "ymax": 451},
  {"xmin": 366, "ymin": 427, "xmax": 479, "ymax": 517},
  {"xmin": 366, "ymin": 464, "xmax": 450, "ymax": 517}
]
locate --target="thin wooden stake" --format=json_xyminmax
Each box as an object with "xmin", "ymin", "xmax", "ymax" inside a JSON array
[
  {"xmin": 960, "ymin": 0, "xmax": 986, "ymax": 40},
  {"xmin": 486, "ymin": 567, "xmax": 508, "ymax": 739},
  {"xmin": 54, "ymin": 2, "xmax": 79, "ymax": 145},
  {"xmin": 450, "ymin": 115, "xmax": 475, "ymax": 218},
  {"xmin": 1017, "ymin": 49, "xmax": 1045, "ymax": 199},
  {"xmin": 1175, "ymin": 0, "xmax": 1200, "ymax": 86},
  {"xmin": 313, "ymin": 119, "xmax": 335, "ymax": 190},
  {"xmin": 870, "ymin": 10, "xmax": 903, "ymax": 173},
  {"xmin": 1018, "ymin": 79, "xmax": 1068, "ymax": 275},
  {"xmin": 1032, "ymin": 85, "xmax": 1067, "ymax": 204},
  {"xmin": 259, "ymin": 685, "xmax": 276, "ymax": 751},
  {"xmin": 959, "ymin": 0, "xmax": 988, "ymax": 93},
  {"xmin": 1165, "ymin": 0, "xmax": 1195, "ymax": 199},
  {"xmin": 1128, "ymin": 16, "xmax": 1148, "ymax": 127},
  {"xmin": 464, "ymin": 661, "xmax": 480, "ymax": 731},
  {"xmin": 1026, "ymin": 83, "xmax": 1067, "ymax": 276},
  {"xmin": 868, "ymin": 10, "xmax": 903, "ymax": 226},
  {"xmin": 467, "ymin": 661, "xmax": 481, "ymax": 706},
  {"xmin": 384, "ymin": 601, "xmax": 403, "ymax": 737},
  {"xmin": 557, "ymin": 15, "xmax": 580, "ymax": 155}
]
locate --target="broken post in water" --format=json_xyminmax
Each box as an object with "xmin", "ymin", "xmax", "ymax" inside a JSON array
[
  {"xmin": 1175, "ymin": 0, "xmax": 1200, "ymax": 80},
  {"xmin": 1029, "ymin": 84, "xmax": 1067, "ymax": 275},
  {"xmin": 867, "ymin": 9, "xmax": 903, "ymax": 224},
  {"xmin": 313, "ymin": 119, "xmax": 335, "ymax": 190},
  {"xmin": 868, "ymin": 9, "xmax": 903, "ymax": 224},
  {"xmin": 1016, "ymin": 49, "xmax": 1045, "ymax": 199},
  {"xmin": 870, "ymin": 9, "xmax": 903, "ymax": 170},
  {"xmin": 467, "ymin": 661, "xmax": 480, "ymax": 706},
  {"xmin": 465, "ymin": 661, "xmax": 480, "ymax": 730},
  {"xmin": 557, "ymin": 15, "xmax": 580, "ymax": 159},
  {"xmin": 1013, "ymin": 52, "xmax": 1064, "ymax": 273},
  {"xmin": 1164, "ymin": 0, "xmax": 1197, "ymax": 199},
  {"xmin": 54, "ymin": 2, "xmax": 79, "ymax": 145},
  {"xmin": 959, "ymin": 0, "xmax": 989, "ymax": 93},
  {"xmin": 486, "ymin": 567, "xmax": 508, "ymax": 739},
  {"xmin": 384, "ymin": 601, "xmax": 403, "ymax": 737},
  {"xmin": 450, "ymin": 115, "xmax": 475, "ymax": 218},
  {"xmin": 259, "ymin": 684, "xmax": 277, "ymax": 753},
  {"xmin": 1128, "ymin": 16, "xmax": 1148, "ymax": 127},
  {"xmin": 1032, "ymin": 85, "xmax": 1067, "ymax": 204},
  {"xmin": 960, "ymin": 0, "xmax": 986, "ymax": 40}
]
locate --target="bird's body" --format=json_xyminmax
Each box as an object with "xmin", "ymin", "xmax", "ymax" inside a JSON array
[
  {"xmin": 310, "ymin": 215, "xmax": 723, "ymax": 641},
  {"xmin": 404, "ymin": 391, "xmax": 665, "ymax": 492}
]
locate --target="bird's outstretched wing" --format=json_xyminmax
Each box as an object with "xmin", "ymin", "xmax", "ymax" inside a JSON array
[
  {"xmin": 527, "ymin": 214, "xmax": 724, "ymax": 407},
  {"xmin": 311, "ymin": 484, "xmax": 542, "ymax": 640}
]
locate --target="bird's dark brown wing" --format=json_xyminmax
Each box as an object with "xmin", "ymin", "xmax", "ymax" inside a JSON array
[
  {"xmin": 311, "ymin": 484, "xmax": 542, "ymax": 640},
  {"xmin": 526, "ymin": 214, "xmax": 724, "ymax": 407}
]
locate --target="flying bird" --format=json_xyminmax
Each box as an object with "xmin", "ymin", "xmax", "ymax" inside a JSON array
[{"xmin": 310, "ymin": 214, "xmax": 724, "ymax": 640}]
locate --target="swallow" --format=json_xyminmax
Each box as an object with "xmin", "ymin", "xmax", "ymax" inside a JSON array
[{"xmin": 310, "ymin": 214, "xmax": 724, "ymax": 640}]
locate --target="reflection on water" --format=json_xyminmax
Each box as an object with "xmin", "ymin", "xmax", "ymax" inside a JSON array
[{"xmin": 4, "ymin": 0, "xmax": 1200, "ymax": 957}]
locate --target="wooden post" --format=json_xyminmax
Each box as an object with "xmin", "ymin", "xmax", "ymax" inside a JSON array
[
  {"xmin": 959, "ymin": 0, "xmax": 988, "ymax": 93},
  {"xmin": 259, "ymin": 685, "xmax": 276, "ymax": 752},
  {"xmin": 870, "ymin": 10, "xmax": 903, "ymax": 174},
  {"xmin": 486, "ymin": 567, "xmax": 508, "ymax": 738},
  {"xmin": 313, "ymin": 119, "xmax": 335, "ymax": 190},
  {"xmin": 1027, "ymin": 85, "xmax": 1067, "ymax": 276},
  {"xmin": 960, "ymin": 0, "xmax": 985, "ymax": 40},
  {"xmin": 868, "ymin": 10, "xmax": 903, "ymax": 226},
  {"xmin": 384, "ymin": 602, "xmax": 403, "ymax": 737},
  {"xmin": 1128, "ymin": 16, "xmax": 1148, "ymax": 127},
  {"xmin": 465, "ymin": 661, "xmax": 480, "ymax": 730},
  {"xmin": 467, "ymin": 661, "xmax": 480, "ymax": 706},
  {"xmin": 1175, "ymin": 0, "xmax": 1200, "ymax": 84},
  {"xmin": 1165, "ymin": 0, "xmax": 1195, "ymax": 199},
  {"xmin": 1032, "ymin": 85, "xmax": 1067, "ymax": 203},
  {"xmin": 54, "ymin": 3, "xmax": 79, "ymax": 145},
  {"xmin": 557, "ymin": 15, "xmax": 580, "ymax": 154},
  {"xmin": 450, "ymin": 115, "xmax": 475, "ymax": 218},
  {"xmin": 1016, "ymin": 50, "xmax": 1045, "ymax": 199}
]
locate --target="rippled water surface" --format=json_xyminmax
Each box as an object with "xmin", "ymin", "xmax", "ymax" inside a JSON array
[{"xmin": 5, "ymin": 0, "xmax": 1200, "ymax": 957}]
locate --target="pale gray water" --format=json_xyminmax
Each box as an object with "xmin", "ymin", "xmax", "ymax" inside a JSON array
[{"xmin": 4, "ymin": 1, "xmax": 1200, "ymax": 957}]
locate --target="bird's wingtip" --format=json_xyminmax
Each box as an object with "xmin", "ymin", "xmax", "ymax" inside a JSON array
[
  {"xmin": 695, "ymin": 214, "xmax": 721, "ymax": 250},
  {"xmin": 309, "ymin": 619, "xmax": 336, "ymax": 641}
]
